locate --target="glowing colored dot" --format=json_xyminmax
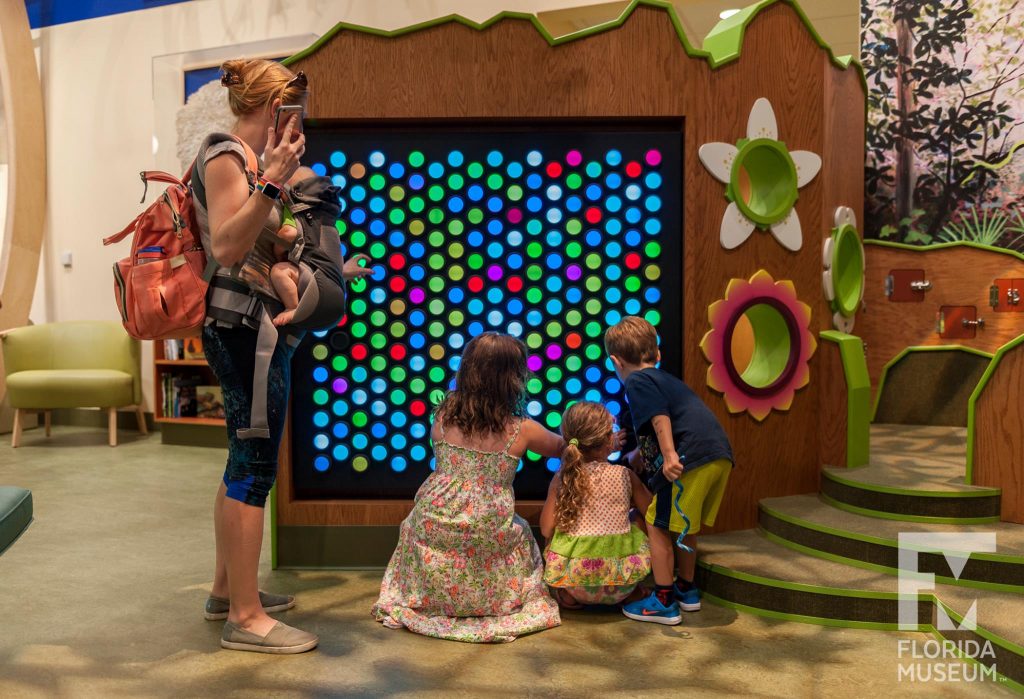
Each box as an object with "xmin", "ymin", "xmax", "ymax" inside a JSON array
[
  {"xmin": 389, "ymin": 277, "xmax": 406, "ymax": 294},
  {"xmin": 546, "ymin": 162, "xmax": 563, "ymax": 178},
  {"xmin": 448, "ymin": 173, "xmax": 464, "ymax": 190},
  {"xmin": 624, "ymin": 161, "xmax": 641, "ymax": 178},
  {"xmin": 411, "ymin": 400, "xmax": 427, "ymax": 417},
  {"xmin": 645, "ymin": 309, "xmax": 661, "ymax": 326},
  {"xmin": 408, "ymin": 151, "xmax": 425, "ymax": 167},
  {"xmin": 645, "ymin": 195, "xmax": 662, "ymax": 212},
  {"xmin": 448, "ymin": 150, "xmax": 464, "ymax": 167},
  {"xmin": 645, "ymin": 172, "xmax": 663, "ymax": 189},
  {"xmin": 527, "ymin": 151, "xmax": 543, "ymax": 166},
  {"xmin": 314, "ymin": 456, "xmax": 330, "ymax": 472},
  {"xmin": 352, "ymin": 456, "xmax": 369, "ymax": 472},
  {"xmin": 487, "ymin": 265, "xmax": 503, "ymax": 281},
  {"xmin": 625, "ymin": 276, "xmax": 642, "ymax": 293},
  {"xmin": 645, "ymin": 265, "xmax": 661, "ymax": 281},
  {"xmin": 545, "ymin": 412, "xmax": 561, "ymax": 428},
  {"xmin": 507, "ymin": 185, "xmax": 523, "ymax": 201},
  {"xmin": 585, "ymin": 207, "xmax": 601, "ymax": 224}
]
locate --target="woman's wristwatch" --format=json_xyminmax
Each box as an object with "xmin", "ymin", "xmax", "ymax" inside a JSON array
[{"xmin": 255, "ymin": 176, "xmax": 282, "ymax": 201}]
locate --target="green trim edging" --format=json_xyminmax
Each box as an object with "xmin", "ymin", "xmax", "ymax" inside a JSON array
[
  {"xmin": 822, "ymin": 468, "xmax": 1000, "ymax": 499},
  {"xmin": 702, "ymin": 592, "xmax": 905, "ymax": 630},
  {"xmin": 965, "ymin": 332, "xmax": 1024, "ymax": 484},
  {"xmin": 872, "ymin": 345, "xmax": 995, "ymax": 422},
  {"xmin": 760, "ymin": 501, "xmax": 1024, "ymax": 565},
  {"xmin": 864, "ymin": 239, "xmax": 1024, "ymax": 264},
  {"xmin": 281, "ymin": 0, "xmax": 866, "ymax": 92},
  {"xmin": 821, "ymin": 331, "xmax": 870, "ymax": 468},
  {"xmin": 821, "ymin": 493, "xmax": 1002, "ymax": 525},
  {"xmin": 928, "ymin": 626, "xmax": 1024, "ymax": 695},
  {"xmin": 700, "ymin": 560, "xmax": 899, "ymax": 599}
]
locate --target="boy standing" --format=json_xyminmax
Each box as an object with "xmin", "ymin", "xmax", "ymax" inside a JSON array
[{"xmin": 605, "ymin": 316, "xmax": 733, "ymax": 625}]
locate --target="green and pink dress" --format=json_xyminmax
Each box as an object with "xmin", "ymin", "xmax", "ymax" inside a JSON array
[{"xmin": 543, "ymin": 462, "xmax": 651, "ymax": 605}]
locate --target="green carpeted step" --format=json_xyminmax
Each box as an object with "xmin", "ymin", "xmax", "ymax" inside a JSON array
[
  {"xmin": 696, "ymin": 529, "xmax": 1024, "ymax": 689},
  {"xmin": 0, "ymin": 486, "xmax": 33, "ymax": 555},
  {"xmin": 759, "ymin": 494, "xmax": 1024, "ymax": 591}
]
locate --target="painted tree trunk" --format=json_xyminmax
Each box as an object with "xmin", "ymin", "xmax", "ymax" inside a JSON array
[{"xmin": 894, "ymin": 3, "xmax": 915, "ymax": 231}]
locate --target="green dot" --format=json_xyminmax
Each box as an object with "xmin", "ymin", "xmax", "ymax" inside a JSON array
[
  {"xmin": 429, "ymin": 254, "xmax": 444, "ymax": 270},
  {"xmin": 565, "ymin": 355, "xmax": 582, "ymax": 371},
  {"xmin": 526, "ymin": 334, "xmax": 543, "ymax": 350},
  {"xmin": 507, "ymin": 185, "xmax": 523, "ymax": 201},
  {"xmin": 585, "ymin": 321, "xmax": 602, "ymax": 337},
  {"xmin": 546, "ymin": 367, "xmax": 563, "ymax": 382},
  {"xmin": 585, "ymin": 162, "xmax": 602, "ymax": 177},
  {"xmin": 585, "ymin": 299, "xmax": 603, "ymax": 315},
  {"xmin": 449, "ymin": 310, "xmax": 465, "ymax": 326},
  {"xmin": 625, "ymin": 276, "xmax": 642, "ymax": 292},
  {"xmin": 527, "ymin": 242, "xmax": 543, "ymax": 258},
  {"xmin": 429, "ymin": 367, "xmax": 446, "ymax": 382},
  {"xmin": 429, "ymin": 322, "xmax": 445, "ymax": 338},
  {"xmin": 429, "ymin": 389, "xmax": 446, "ymax": 406},
  {"xmin": 390, "ymin": 322, "xmax": 406, "ymax": 338},
  {"xmin": 546, "ymin": 321, "xmax": 562, "ymax": 337},
  {"xmin": 487, "ymin": 173, "xmax": 504, "ymax": 190},
  {"xmin": 350, "ymin": 278, "xmax": 366, "ymax": 293},
  {"xmin": 585, "ymin": 276, "xmax": 602, "ymax": 292},
  {"xmin": 526, "ymin": 220, "xmax": 543, "ymax": 235},
  {"xmin": 332, "ymin": 356, "xmax": 349, "ymax": 372},
  {"xmin": 312, "ymin": 344, "xmax": 328, "ymax": 360},
  {"xmin": 566, "ymin": 242, "xmax": 582, "ymax": 258},
  {"xmin": 368, "ymin": 174, "xmax": 385, "ymax": 191},
  {"xmin": 410, "ymin": 378, "xmax": 426, "ymax": 393},
  {"xmin": 645, "ymin": 309, "xmax": 661, "ymax": 326},
  {"xmin": 449, "ymin": 265, "xmax": 464, "ymax": 281},
  {"xmin": 428, "ymin": 185, "xmax": 444, "ymax": 202},
  {"xmin": 546, "ymin": 412, "xmax": 561, "ymax": 428},
  {"xmin": 449, "ymin": 242, "xmax": 464, "ymax": 258},
  {"xmin": 645, "ymin": 241, "xmax": 662, "ymax": 257},
  {"xmin": 351, "ymin": 299, "xmax": 367, "ymax": 315},
  {"xmin": 566, "ymin": 310, "xmax": 582, "ymax": 326},
  {"xmin": 335, "ymin": 220, "xmax": 347, "ymax": 235},
  {"xmin": 313, "ymin": 389, "xmax": 328, "ymax": 405},
  {"xmin": 467, "ymin": 208, "xmax": 484, "ymax": 224},
  {"xmin": 448, "ymin": 220, "xmax": 464, "ymax": 235},
  {"xmin": 370, "ymin": 310, "xmax": 386, "ymax": 327},
  {"xmin": 428, "ymin": 299, "xmax": 445, "ymax": 315},
  {"xmin": 391, "ymin": 366, "xmax": 407, "ymax": 382},
  {"xmin": 369, "ymin": 242, "xmax": 386, "ymax": 259},
  {"xmin": 586, "ymin": 253, "xmax": 601, "ymax": 270},
  {"xmin": 645, "ymin": 265, "xmax": 661, "ymax": 281},
  {"xmin": 390, "ymin": 389, "xmax": 407, "ymax": 405},
  {"xmin": 352, "ymin": 412, "xmax": 368, "ymax": 427},
  {"xmin": 467, "ymin": 162, "xmax": 484, "ymax": 178},
  {"xmin": 526, "ymin": 287, "xmax": 543, "ymax": 304},
  {"xmin": 350, "ymin": 231, "xmax": 367, "ymax": 247},
  {"xmin": 566, "ymin": 219, "xmax": 582, "ymax": 235},
  {"xmin": 585, "ymin": 344, "xmax": 602, "ymax": 360},
  {"xmin": 566, "ymin": 173, "xmax": 582, "ymax": 189},
  {"xmin": 448, "ymin": 174, "xmax": 464, "ymax": 190},
  {"xmin": 428, "ymin": 208, "xmax": 444, "ymax": 224},
  {"xmin": 428, "ymin": 276, "xmax": 444, "ymax": 293},
  {"xmin": 351, "ymin": 322, "xmax": 367, "ymax": 338},
  {"xmin": 468, "ymin": 254, "xmax": 484, "ymax": 270},
  {"xmin": 527, "ymin": 377, "xmax": 543, "ymax": 393},
  {"xmin": 370, "ymin": 333, "xmax": 386, "ymax": 350},
  {"xmin": 429, "ymin": 231, "xmax": 444, "ymax": 247},
  {"xmin": 409, "ymin": 151, "xmax": 425, "ymax": 167},
  {"xmin": 389, "ymin": 209, "xmax": 406, "ymax": 225},
  {"xmin": 527, "ymin": 265, "xmax": 543, "ymax": 281},
  {"xmin": 352, "ymin": 456, "xmax": 368, "ymax": 472},
  {"xmin": 370, "ymin": 356, "xmax": 386, "ymax": 371},
  {"xmin": 409, "ymin": 198, "xmax": 425, "ymax": 214},
  {"xmin": 389, "ymin": 185, "xmax": 405, "ymax": 202}
]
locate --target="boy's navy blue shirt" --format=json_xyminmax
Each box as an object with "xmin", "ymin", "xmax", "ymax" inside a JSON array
[{"xmin": 624, "ymin": 366, "xmax": 733, "ymax": 492}]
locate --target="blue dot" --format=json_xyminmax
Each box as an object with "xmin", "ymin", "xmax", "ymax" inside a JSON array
[
  {"xmin": 371, "ymin": 422, "xmax": 388, "ymax": 438},
  {"xmin": 410, "ymin": 355, "xmax": 426, "ymax": 371},
  {"xmin": 625, "ymin": 184, "xmax": 642, "ymax": 200},
  {"xmin": 546, "ymin": 458, "xmax": 561, "ymax": 473},
  {"xmin": 625, "ymin": 229, "xmax": 642, "ymax": 246},
  {"xmin": 566, "ymin": 287, "xmax": 582, "ymax": 304},
  {"xmin": 507, "ymin": 162, "xmax": 523, "ymax": 178},
  {"xmin": 468, "ymin": 230, "xmax": 484, "ymax": 247},
  {"xmin": 527, "ymin": 310, "xmax": 543, "ymax": 326},
  {"xmin": 527, "ymin": 401, "xmax": 543, "ymax": 416},
  {"xmin": 370, "ymin": 219, "xmax": 386, "ymax": 236},
  {"xmin": 352, "ymin": 390, "xmax": 367, "ymax": 405},
  {"xmin": 449, "ymin": 333, "xmax": 464, "ymax": 349},
  {"xmin": 467, "ymin": 185, "xmax": 484, "ymax": 201},
  {"xmin": 526, "ymin": 150, "xmax": 543, "ymax": 166},
  {"xmin": 468, "ymin": 299, "xmax": 484, "ymax": 315},
  {"xmin": 389, "ymin": 231, "xmax": 405, "ymax": 248},
  {"xmin": 372, "ymin": 445, "xmax": 388, "ymax": 461},
  {"xmin": 371, "ymin": 401, "xmax": 387, "ymax": 417},
  {"xmin": 605, "ymin": 150, "xmax": 622, "ymax": 166},
  {"xmin": 391, "ymin": 456, "xmax": 408, "ymax": 473},
  {"xmin": 487, "ymin": 197, "xmax": 503, "ymax": 213},
  {"xmin": 606, "ymin": 218, "xmax": 623, "ymax": 235},
  {"xmin": 371, "ymin": 378, "xmax": 386, "ymax": 394},
  {"xmin": 527, "ymin": 196, "xmax": 543, "ymax": 213},
  {"xmin": 448, "ymin": 288, "xmax": 465, "ymax": 304},
  {"xmin": 313, "ymin": 367, "xmax": 328, "ymax": 383},
  {"xmin": 353, "ymin": 433, "xmax": 368, "ymax": 449},
  {"xmin": 487, "ymin": 150, "xmax": 503, "ymax": 167},
  {"xmin": 370, "ymin": 287, "xmax": 386, "ymax": 304},
  {"xmin": 546, "ymin": 298, "xmax": 563, "ymax": 315},
  {"xmin": 428, "ymin": 162, "xmax": 445, "ymax": 179},
  {"xmin": 565, "ymin": 196, "xmax": 582, "ymax": 213},
  {"xmin": 488, "ymin": 310, "xmax": 504, "ymax": 326},
  {"xmin": 585, "ymin": 184, "xmax": 602, "ymax": 201},
  {"xmin": 605, "ymin": 241, "xmax": 622, "ymax": 257},
  {"xmin": 313, "ymin": 411, "xmax": 329, "ymax": 428},
  {"xmin": 350, "ymin": 185, "xmax": 366, "ymax": 202},
  {"xmin": 586, "ymin": 230, "xmax": 602, "ymax": 246},
  {"xmin": 313, "ymin": 434, "xmax": 329, "ymax": 450},
  {"xmin": 547, "ymin": 208, "xmax": 563, "ymax": 224},
  {"xmin": 388, "ymin": 162, "xmax": 405, "ymax": 178},
  {"xmin": 507, "ymin": 321, "xmax": 523, "ymax": 336},
  {"xmin": 448, "ymin": 150, "xmax": 464, "ymax": 167},
  {"xmin": 411, "ymin": 444, "xmax": 427, "ymax": 460},
  {"xmin": 410, "ymin": 333, "xmax": 426, "ymax": 349},
  {"xmin": 369, "ymin": 197, "xmax": 385, "ymax": 214},
  {"xmin": 332, "ymin": 445, "xmax": 349, "ymax": 461},
  {"xmin": 585, "ymin": 367, "xmax": 602, "ymax": 382},
  {"xmin": 314, "ymin": 456, "xmax": 330, "ymax": 472},
  {"xmin": 330, "ymin": 151, "xmax": 347, "ymax": 168},
  {"xmin": 645, "ymin": 219, "xmax": 662, "ymax": 235},
  {"xmin": 605, "ymin": 173, "xmax": 622, "ymax": 189},
  {"xmin": 391, "ymin": 412, "xmax": 407, "ymax": 428},
  {"xmin": 333, "ymin": 422, "xmax": 349, "ymax": 439},
  {"xmin": 566, "ymin": 378, "xmax": 582, "ymax": 393},
  {"xmin": 350, "ymin": 209, "xmax": 367, "ymax": 225},
  {"xmin": 606, "ymin": 265, "xmax": 622, "ymax": 281},
  {"xmin": 645, "ymin": 195, "xmax": 662, "ymax": 212},
  {"xmin": 448, "ymin": 196, "xmax": 464, "ymax": 213},
  {"xmin": 332, "ymin": 400, "xmax": 348, "ymax": 417},
  {"xmin": 607, "ymin": 401, "xmax": 621, "ymax": 417},
  {"xmin": 605, "ymin": 287, "xmax": 622, "ymax": 303},
  {"xmin": 546, "ymin": 185, "xmax": 562, "ymax": 201},
  {"xmin": 508, "ymin": 253, "xmax": 523, "ymax": 269},
  {"xmin": 369, "ymin": 151, "xmax": 385, "ymax": 167},
  {"xmin": 625, "ymin": 298, "xmax": 641, "ymax": 315},
  {"xmin": 408, "ymin": 174, "xmax": 425, "ymax": 190},
  {"xmin": 625, "ymin": 207, "xmax": 642, "ymax": 224},
  {"xmin": 605, "ymin": 309, "xmax": 622, "ymax": 326},
  {"xmin": 468, "ymin": 321, "xmax": 484, "ymax": 336},
  {"xmin": 604, "ymin": 377, "xmax": 622, "ymax": 394},
  {"xmin": 449, "ymin": 355, "xmax": 461, "ymax": 371},
  {"xmin": 409, "ymin": 310, "xmax": 426, "ymax": 326},
  {"xmin": 546, "ymin": 230, "xmax": 563, "ymax": 247},
  {"xmin": 526, "ymin": 173, "xmax": 543, "ymax": 190},
  {"xmin": 506, "ymin": 231, "xmax": 523, "ymax": 247},
  {"xmin": 430, "ymin": 458, "xmax": 437, "ymax": 471},
  {"xmin": 352, "ymin": 367, "xmax": 368, "ymax": 382},
  {"xmin": 312, "ymin": 163, "xmax": 327, "ymax": 176},
  {"xmin": 606, "ymin": 196, "xmax": 622, "ymax": 213},
  {"xmin": 516, "ymin": 462, "xmax": 523, "ymax": 472},
  {"xmin": 332, "ymin": 174, "xmax": 347, "ymax": 188},
  {"xmin": 409, "ymin": 242, "xmax": 426, "ymax": 259},
  {"xmin": 645, "ymin": 287, "xmax": 662, "ymax": 303},
  {"xmin": 546, "ymin": 277, "xmax": 563, "ymax": 293},
  {"xmin": 487, "ymin": 219, "xmax": 504, "ymax": 235},
  {"xmin": 486, "ymin": 287, "xmax": 504, "ymax": 304},
  {"xmin": 507, "ymin": 298, "xmax": 524, "ymax": 315},
  {"xmin": 391, "ymin": 434, "xmax": 407, "ymax": 450},
  {"xmin": 585, "ymin": 388, "xmax": 602, "ymax": 402},
  {"xmin": 546, "ymin": 253, "xmax": 562, "ymax": 269},
  {"xmin": 645, "ymin": 172, "xmax": 663, "ymax": 189}
]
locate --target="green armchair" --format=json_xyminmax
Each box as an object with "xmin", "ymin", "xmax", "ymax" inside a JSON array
[{"xmin": 2, "ymin": 321, "xmax": 147, "ymax": 446}]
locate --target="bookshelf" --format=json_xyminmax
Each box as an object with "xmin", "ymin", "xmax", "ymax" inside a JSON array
[{"xmin": 153, "ymin": 337, "xmax": 225, "ymax": 427}]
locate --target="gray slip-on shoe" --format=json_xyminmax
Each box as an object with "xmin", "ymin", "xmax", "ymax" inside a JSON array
[
  {"xmin": 204, "ymin": 591, "xmax": 295, "ymax": 620},
  {"xmin": 220, "ymin": 621, "xmax": 318, "ymax": 654}
]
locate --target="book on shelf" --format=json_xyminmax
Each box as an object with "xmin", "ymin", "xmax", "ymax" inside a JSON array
[
  {"xmin": 162, "ymin": 375, "xmax": 202, "ymax": 418},
  {"xmin": 162, "ymin": 339, "xmax": 183, "ymax": 360},
  {"xmin": 197, "ymin": 385, "xmax": 225, "ymax": 419}
]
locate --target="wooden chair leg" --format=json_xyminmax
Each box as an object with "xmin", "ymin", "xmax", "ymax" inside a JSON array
[
  {"xmin": 44, "ymin": 410, "xmax": 51, "ymax": 437},
  {"xmin": 108, "ymin": 407, "xmax": 117, "ymax": 447},
  {"xmin": 135, "ymin": 406, "xmax": 148, "ymax": 435},
  {"xmin": 11, "ymin": 408, "xmax": 22, "ymax": 448}
]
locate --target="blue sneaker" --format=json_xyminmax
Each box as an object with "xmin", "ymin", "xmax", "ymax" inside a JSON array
[
  {"xmin": 674, "ymin": 584, "xmax": 701, "ymax": 612},
  {"xmin": 621, "ymin": 592, "xmax": 682, "ymax": 625}
]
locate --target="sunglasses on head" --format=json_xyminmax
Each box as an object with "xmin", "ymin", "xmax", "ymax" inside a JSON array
[{"xmin": 287, "ymin": 71, "xmax": 308, "ymax": 90}]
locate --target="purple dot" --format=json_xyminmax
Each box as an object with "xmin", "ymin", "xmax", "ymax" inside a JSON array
[
  {"xmin": 487, "ymin": 265, "xmax": 503, "ymax": 281},
  {"xmin": 546, "ymin": 344, "xmax": 562, "ymax": 361},
  {"xmin": 645, "ymin": 149, "xmax": 662, "ymax": 166},
  {"xmin": 332, "ymin": 378, "xmax": 348, "ymax": 394},
  {"xmin": 527, "ymin": 355, "xmax": 543, "ymax": 372},
  {"xmin": 566, "ymin": 265, "xmax": 582, "ymax": 281},
  {"xmin": 566, "ymin": 150, "xmax": 582, "ymax": 167},
  {"xmin": 507, "ymin": 208, "xmax": 523, "ymax": 224},
  {"xmin": 409, "ymin": 288, "xmax": 425, "ymax": 304}
]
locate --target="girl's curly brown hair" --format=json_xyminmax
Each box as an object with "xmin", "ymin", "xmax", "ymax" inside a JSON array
[
  {"xmin": 555, "ymin": 401, "xmax": 614, "ymax": 532},
  {"xmin": 435, "ymin": 332, "xmax": 529, "ymax": 439}
]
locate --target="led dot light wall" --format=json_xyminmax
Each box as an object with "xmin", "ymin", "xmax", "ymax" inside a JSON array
[{"xmin": 292, "ymin": 126, "xmax": 682, "ymax": 499}]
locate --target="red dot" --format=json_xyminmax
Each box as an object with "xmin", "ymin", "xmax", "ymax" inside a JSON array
[
  {"xmin": 625, "ymin": 161, "xmax": 642, "ymax": 178},
  {"xmin": 390, "ymin": 344, "xmax": 407, "ymax": 361},
  {"xmin": 625, "ymin": 252, "xmax": 642, "ymax": 269},
  {"xmin": 468, "ymin": 276, "xmax": 484, "ymax": 293},
  {"xmin": 585, "ymin": 207, "xmax": 602, "ymax": 224},
  {"xmin": 566, "ymin": 333, "xmax": 582, "ymax": 349},
  {"xmin": 507, "ymin": 276, "xmax": 523, "ymax": 293},
  {"xmin": 389, "ymin": 253, "xmax": 406, "ymax": 270},
  {"xmin": 389, "ymin": 276, "xmax": 407, "ymax": 293},
  {"xmin": 546, "ymin": 162, "xmax": 563, "ymax": 178},
  {"xmin": 338, "ymin": 314, "xmax": 348, "ymax": 327},
  {"xmin": 351, "ymin": 344, "xmax": 368, "ymax": 361},
  {"xmin": 410, "ymin": 400, "xmax": 426, "ymax": 417}
]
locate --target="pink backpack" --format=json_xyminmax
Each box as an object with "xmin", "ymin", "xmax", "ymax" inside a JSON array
[{"xmin": 103, "ymin": 139, "xmax": 257, "ymax": 340}]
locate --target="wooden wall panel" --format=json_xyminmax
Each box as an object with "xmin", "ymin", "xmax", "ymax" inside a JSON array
[
  {"xmin": 861, "ymin": 245, "xmax": 1024, "ymax": 392},
  {"xmin": 973, "ymin": 342, "xmax": 1024, "ymax": 523},
  {"xmin": 280, "ymin": 4, "xmax": 865, "ymax": 531},
  {"xmin": 818, "ymin": 340, "xmax": 848, "ymax": 469}
]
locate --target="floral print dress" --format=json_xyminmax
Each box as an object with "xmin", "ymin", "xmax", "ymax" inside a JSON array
[{"xmin": 372, "ymin": 419, "xmax": 561, "ymax": 642}]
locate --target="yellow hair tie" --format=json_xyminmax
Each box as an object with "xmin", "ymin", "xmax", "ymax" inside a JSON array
[{"xmin": 568, "ymin": 438, "xmax": 579, "ymax": 447}]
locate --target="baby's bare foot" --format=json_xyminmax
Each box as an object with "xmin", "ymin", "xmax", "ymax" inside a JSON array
[{"xmin": 273, "ymin": 310, "xmax": 296, "ymax": 327}]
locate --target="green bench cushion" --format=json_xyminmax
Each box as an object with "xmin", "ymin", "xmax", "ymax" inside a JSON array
[
  {"xmin": 6, "ymin": 369, "xmax": 134, "ymax": 408},
  {"xmin": 0, "ymin": 487, "xmax": 32, "ymax": 555}
]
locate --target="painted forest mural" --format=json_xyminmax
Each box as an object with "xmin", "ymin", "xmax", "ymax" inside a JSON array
[{"xmin": 862, "ymin": 0, "xmax": 1024, "ymax": 249}]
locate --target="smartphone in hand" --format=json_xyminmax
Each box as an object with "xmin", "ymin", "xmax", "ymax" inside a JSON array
[{"xmin": 274, "ymin": 104, "xmax": 304, "ymax": 139}]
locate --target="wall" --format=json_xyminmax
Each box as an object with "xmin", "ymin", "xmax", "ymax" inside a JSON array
[{"xmin": 27, "ymin": 0, "xmax": 614, "ymax": 410}]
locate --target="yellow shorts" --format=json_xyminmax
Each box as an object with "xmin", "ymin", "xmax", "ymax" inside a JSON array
[{"xmin": 646, "ymin": 458, "xmax": 731, "ymax": 535}]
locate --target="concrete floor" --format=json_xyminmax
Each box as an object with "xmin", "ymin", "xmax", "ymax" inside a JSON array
[{"xmin": 0, "ymin": 426, "xmax": 1010, "ymax": 698}]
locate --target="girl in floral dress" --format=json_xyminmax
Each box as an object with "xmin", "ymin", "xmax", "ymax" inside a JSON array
[
  {"xmin": 373, "ymin": 333, "xmax": 565, "ymax": 642},
  {"xmin": 540, "ymin": 401, "xmax": 652, "ymax": 608}
]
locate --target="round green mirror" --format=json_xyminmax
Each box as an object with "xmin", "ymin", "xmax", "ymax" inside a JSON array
[
  {"xmin": 730, "ymin": 138, "xmax": 798, "ymax": 226},
  {"xmin": 831, "ymin": 223, "xmax": 864, "ymax": 318}
]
